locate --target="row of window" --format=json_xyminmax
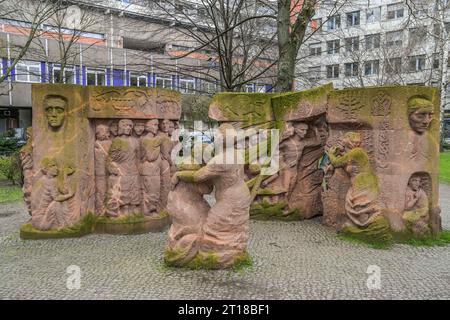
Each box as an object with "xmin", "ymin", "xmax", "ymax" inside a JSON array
[
  {"xmin": 4, "ymin": 59, "xmax": 270, "ymax": 94},
  {"xmin": 309, "ymin": 55, "xmax": 447, "ymax": 80},
  {"xmin": 313, "ymin": 2, "xmax": 411, "ymax": 31},
  {"xmin": 309, "ymin": 25, "xmax": 449, "ymax": 57}
]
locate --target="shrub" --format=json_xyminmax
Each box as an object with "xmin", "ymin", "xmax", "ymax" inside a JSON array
[{"xmin": 0, "ymin": 152, "xmax": 22, "ymax": 185}]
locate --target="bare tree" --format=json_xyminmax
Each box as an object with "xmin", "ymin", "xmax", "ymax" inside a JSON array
[
  {"xmin": 0, "ymin": 0, "xmax": 55, "ymax": 84},
  {"xmin": 33, "ymin": 1, "xmax": 100, "ymax": 84}
]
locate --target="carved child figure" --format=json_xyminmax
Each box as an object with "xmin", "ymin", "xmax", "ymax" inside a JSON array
[
  {"xmin": 403, "ymin": 175, "xmax": 430, "ymax": 236},
  {"xmin": 31, "ymin": 158, "xmax": 76, "ymax": 230},
  {"xmin": 94, "ymin": 124, "xmax": 112, "ymax": 215}
]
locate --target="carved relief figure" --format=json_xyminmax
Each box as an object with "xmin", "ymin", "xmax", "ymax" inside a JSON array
[
  {"xmin": 158, "ymin": 119, "xmax": 175, "ymax": 209},
  {"xmin": 44, "ymin": 95, "xmax": 67, "ymax": 130},
  {"xmin": 20, "ymin": 127, "xmax": 33, "ymax": 215},
  {"xmin": 408, "ymin": 96, "xmax": 434, "ymax": 134},
  {"xmin": 141, "ymin": 119, "xmax": 163, "ymax": 216},
  {"xmin": 403, "ymin": 174, "xmax": 430, "ymax": 236},
  {"xmin": 168, "ymin": 124, "xmax": 251, "ymax": 268},
  {"xmin": 287, "ymin": 118, "xmax": 326, "ymax": 217},
  {"xmin": 31, "ymin": 157, "xmax": 76, "ymax": 230},
  {"xmin": 94, "ymin": 124, "xmax": 112, "ymax": 215},
  {"xmin": 105, "ymin": 119, "xmax": 141, "ymax": 217},
  {"xmin": 109, "ymin": 120, "xmax": 119, "ymax": 137},
  {"xmin": 327, "ymin": 132, "xmax": 381, "ymax": 227}
]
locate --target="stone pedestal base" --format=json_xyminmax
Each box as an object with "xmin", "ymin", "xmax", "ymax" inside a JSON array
[
  {"xmin": 94, "ymin": 212, "xmax": 170, "ymax": 235},
  {"xmin": 20, "ymin": 212, "xmax": 170, "ymax": 239}
]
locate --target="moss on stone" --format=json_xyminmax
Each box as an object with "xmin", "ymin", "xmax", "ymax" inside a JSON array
[
  {"xmin": 186, "ymin": 251, "xmax": 221, "ymax": 270},
  {"xmin": 95, "ymin": 212, "xmax": 146, "ymax": 224},
  {"xmin": 164, "ymin": 247, "xmax": 189, "ymax": 267},
  {"xmin": 340, "ymin": 215, "xmax": 393, "ymax": 249},
  {"xmin": 232, "ymin": 251, "xmax": 253, "ymax": 272},
  {"xmin": 20, "ymin": 213, "xmax": 95, "ymax": 240},
  {"xmin": 250, "ymin": 200, "xmax": 301, "ymax": 221}
]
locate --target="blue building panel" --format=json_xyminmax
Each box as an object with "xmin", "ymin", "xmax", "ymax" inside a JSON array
[{"xmin": 113, "ymin": 69, "xmax": 124, "ymax": 86}]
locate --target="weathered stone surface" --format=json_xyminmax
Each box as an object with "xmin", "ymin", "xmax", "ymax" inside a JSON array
[
  {"xmin": 21, "ymin": 84, "xmax": 181, "ymax": 238},
  {"xmin": 30, "ymin": 84, "xmax": 95, "ymax": 231},
  {"xmin": 323, "ymin": 86, "xmax": 441, "ymax": 241},
  {"xmin": 88, "ymin": 87, "xmax": 181, "ymax": 120},
  {"xmin": 166, "ymin": 124, "xmax": 251, "ymax": 269}
]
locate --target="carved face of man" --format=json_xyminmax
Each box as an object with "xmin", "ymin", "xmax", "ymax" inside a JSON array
[
  {"xmin": 45, "ymin": 96, "xmax": 67, "ymax": 129},
  {"xmin": 109, "ymin": 121, "xmax": 118, "ymax": 137},
  {"xmin": 293, "ymin": 123, "xmax": 308, "ymax": 139},
  {"xmin": 167, "ymin": 121, "xmax": 175, "ymax": 137},
  {"xmin": 408, "ymin": 98, "xmax": 434, "ymax": 134},
  {"xmin": 282, "ymin": 122, "xmax": 295, "ymax": 140},
  {"xmin": 145, "ymin": 119, "xmax": 159, "ymax": 135},
  {"xmin": 133, "ymin": 121, "xmax": 145, "ymax": 136},
  {"xmin": 118, "ymin": 119, "xmax": 133, "ymax": 136},
  {"xmin": 408, "ymin": 177, "xmax": 421, "ymax": 191},
  {"xmin": 96, "ymin": 124, "xmax": 110, "ymax": 141},
  {"xmin": 159, "ymin": 119, "xmax": 171, "ymax": 134}
]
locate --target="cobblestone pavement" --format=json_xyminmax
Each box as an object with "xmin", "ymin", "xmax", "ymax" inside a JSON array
[{"xmin": 0, "ymin": 185, "xmax": 449, "ymax": 300}]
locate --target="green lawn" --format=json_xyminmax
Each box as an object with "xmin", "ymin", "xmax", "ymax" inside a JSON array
[
  {"xmin": 0, "ymin": 185, "xmax": 22, "ymax": 204},
  {"xmin": 441, "ymin": 152, "xmax": 450, "ymax": 184}
]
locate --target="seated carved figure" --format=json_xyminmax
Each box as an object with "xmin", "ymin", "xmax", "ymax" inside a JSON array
[
  {"xmin": 105, "ymin": 119, "xmax": 141, "ymax": 217},
  {"xmin": 327, "ymin": 132, "xmax": 381, "ymax": 227},
  {"xmin": 403, "ymin": 175, "xmax": 430, "ymax": 236},
  {"xmin": 31, "ymin": 157, "xmax": 76, "ymax": 230},
  {"xmin": 166, "ymin": 124, "xmax": 251, "ymax": 269}
]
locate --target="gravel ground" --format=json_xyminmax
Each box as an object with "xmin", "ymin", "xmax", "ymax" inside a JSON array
[{"xmin": 0, "ymin": 184, "xmax": 449, "ymax": 300}]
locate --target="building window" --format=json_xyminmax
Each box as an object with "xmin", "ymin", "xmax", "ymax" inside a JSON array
[
  {"xmin": 409, "ymin": 55, "xmax": 426, "ymax": 72},
  {"xmin": 307, "ymin": 66, "xmax": 321, "ymax": 81},
  {"xmin": 52, "ymin": 65, "xmax": 75, "ymax": 84},
  {"xmin": 155, "ymin": 75, "xmax": 172, "ymax": 89},
  {"xmin": 344, "ymin": 62, "xmax": 359, "ymax": 77},
  {"xmin": 179, "ymin": 77, "xmax": 195, "ymax": 94},
  {"xmin": 201, "ymin": 81, "xmax": 217, "ymax": 94},
  {"xmin": 130, "ymin": 73, "xmax": 147, "ymax": 87},
  {"xmin": 326, "ymin": 64, "xmax": 339, "ymax": 79},
  {"xmin": 385, "ymin": 58, "xmax": 402, "ymax": 74},
  {"xmin": 255, "ymin": 84, "xmax": 266, "ymax": 93},
  {"xmin": 366, "ymin": 7, "xmax": 381, "ymax": 23},
  {"xmin": 409, "ymin": 27, "xmax": 427, "ymax": 46},
  {"xmin": 386, "ymin": 30, "xmax": 403, "ymax": 47},
  {"xmin": 345, "ymin": 37, "xmax": 359, "ymax": 52},
  {"xmin": 364, "ymin": 60, "xmax": 379, "ymax": 76},
  {"xmin": 86, "ymin": 69, "xmax": 106, "ymax": 86},
  {"xmin": 365, "ymin": 34, "xmax": 380, "ymax": 50},
  {"xmin": 15, "ymin": 60, "xmax": 40, "ymax": 83},
  {"xmin": 433, "ymin": 54, "xmax": 440, "ymax": 69},
  {"xmin": 327, "ymin": 15, "xmax": 340, "ymax": 30},
  {"xmin": 327, "ymin": 39, "xmax": 340, "ymax": 54},
  {"xmin": 309, "ymin": 43, "xmax": 322, "ymax": 56},
  {"xmin": 346, "ymin": 11, "xmax": 360, "ymax": 27},
  {"xmin": 245, "ymin": 84, "xmax": 255, "ymax": 93},
  {"xmin": 387, "ymin": 3, "xmax": 404, "ymax": 20}
]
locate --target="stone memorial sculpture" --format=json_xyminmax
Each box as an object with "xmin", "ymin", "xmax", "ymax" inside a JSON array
[
  {"xmin": 21, "ymin": 85, "xmax": 181, "ymax": 239},
  {"xmin": 166, "ymin": 124, "xmax": 251, "ymax": 269},
  {"xmin": 158, "ymin": 119, "xmax": 175, "ymax": 210}
]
